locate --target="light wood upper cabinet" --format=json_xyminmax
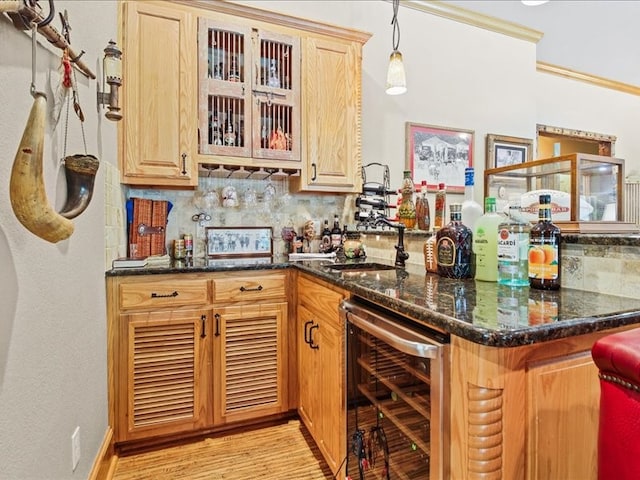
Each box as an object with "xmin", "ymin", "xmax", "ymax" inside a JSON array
[
  {"xmin": 197, "ymin": 18, "xmax": 301, "ymax": 163},
  {"xmin": 291, "ymin": 36, "xmax": 364, "ymax": 193},
  {"xmin": 120, "ymin": 1, "xmax": 198, "ymax": 187}
]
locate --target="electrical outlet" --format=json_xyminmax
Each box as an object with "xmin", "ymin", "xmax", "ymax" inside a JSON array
[{"xmin": 71, "ymin": 427, "xmax": 80, "ymax": 471}]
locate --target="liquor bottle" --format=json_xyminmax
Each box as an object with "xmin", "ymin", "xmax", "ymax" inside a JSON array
[
  {"xmin": 434, "ymin": 183, "xmax": 446, "ymax": 230},
  {"xmin": 461, "ymin": 167, "xmax": 483, "ymax": 232},
  {"xmin": 424, "ymin": 229, "xmax": 439, "ymax": 273},
  {"xmin": 224, "ymin": 110, "xmax": 236, "ymax": 146},
  {"xmin": 498, "ymin": 195, "xmax": 530, "ymax": 287},
  {"xmin": 330, "ymin": 215, "xmax": 342, "ymax": 249},
  {"xmin": 319, "ymin": 219, "xmax": 332, "ymax": 253},
  {"xmin": 397, "ymin": 170, "xmax": 417, "ymax": 229},
  {"xmin": 473, "ymin": 197, "xmax": 503, "ymax": 282},
  {"xmin": 529, "ymin": 194, "xmax": 561, "ymax": 290},
  {"xmin": 436, "ymin": 203, "xmax": 473, "ymax": 278},
  {"xmin": 362, "ymin": 185, "xmax": 395, "ymax": 196},
  {"xmin": 228, "ymin": 55, "xmax": 240, "ymax": 82},
  {"xmin": 416, "ymin": 180, "xmax": 431, "ymax": 231}
]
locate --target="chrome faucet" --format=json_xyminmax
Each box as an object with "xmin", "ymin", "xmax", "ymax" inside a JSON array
[{"xmin": 374, "ymin": 217, "xmax": 409, "ymax": 268}]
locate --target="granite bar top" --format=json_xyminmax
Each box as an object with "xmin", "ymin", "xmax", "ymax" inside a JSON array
[{"xmin": 106, "ymin": 255, "xmax": 640, "ymax": 348}]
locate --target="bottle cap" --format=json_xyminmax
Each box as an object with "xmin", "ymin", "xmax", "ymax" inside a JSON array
[
  {"xmin": 438, "ymin": 183, "xmax": 445, "ymax": 190},
  {"xmin": 450, "ymin": 203, "xmax": 462, "ymax": 213},
  {"xmin": 464, "ymin": 167, "xmax": 474, "ymax": 186},
  {"xmin": 539, "ymin": 194, "xmax": 551, "ymax": 204}
]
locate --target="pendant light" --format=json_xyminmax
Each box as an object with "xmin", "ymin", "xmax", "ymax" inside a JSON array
[{"xmin": 386, "ymin": 0, "xmax": 407, "ymax": 95}]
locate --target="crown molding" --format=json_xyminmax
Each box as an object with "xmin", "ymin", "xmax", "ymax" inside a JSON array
[
  {"xmin": 537, "ymin": 62, "xmax": 640, "ymax": 96},
  {"xmin": 402, "ymin": 0, "xmax": 544, "ymax": 43}
]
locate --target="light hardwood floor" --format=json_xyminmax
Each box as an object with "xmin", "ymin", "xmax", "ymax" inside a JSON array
[{"xmin": 111, "ymin": 420, "xmax": 334, "ymax": 480}]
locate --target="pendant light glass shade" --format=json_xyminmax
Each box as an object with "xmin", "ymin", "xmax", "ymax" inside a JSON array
[{"xmin": 386, "ymin": 50, "xmax": 407, "ymax": 95}]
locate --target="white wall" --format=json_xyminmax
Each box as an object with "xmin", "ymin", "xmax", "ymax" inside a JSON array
[{"xmin": 0, "ymin": 2, "xmax": 116, "ymax": 479}]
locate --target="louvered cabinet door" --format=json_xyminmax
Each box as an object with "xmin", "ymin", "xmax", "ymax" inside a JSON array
[
  {"xmin": 214, "ymin": 302, "xmax": 288, "ymax": 425},
  {"xmin": 116, "ymin": 309, "xmax": 213, "ymax": 442}
]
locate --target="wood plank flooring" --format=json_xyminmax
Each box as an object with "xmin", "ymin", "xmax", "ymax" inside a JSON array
[{"xmin": 112, "ymin": 420, "xmax": 334, "ymax": 480}]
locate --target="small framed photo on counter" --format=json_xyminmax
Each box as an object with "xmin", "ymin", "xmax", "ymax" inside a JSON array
[
  {"xmin": 486, "ymin": 134, "xmax": 533, "ymax": 169},
  {"xmin": 206, "ymin": 226, "xmax": 273, "ymax": 258}
]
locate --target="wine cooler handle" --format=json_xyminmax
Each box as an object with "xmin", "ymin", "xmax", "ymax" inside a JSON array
[
  {"xmin": 309, "ymin": 324, "xmax": 319, "ymax": 349},
  {"xmin": 214, "ymin": 313, "xmax": 221, "ymax": 337}
]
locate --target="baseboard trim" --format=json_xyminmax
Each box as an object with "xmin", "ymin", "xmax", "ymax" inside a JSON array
[{"xmin": 88, "ymin": 427, "xmax": 118, "ymax": 480}]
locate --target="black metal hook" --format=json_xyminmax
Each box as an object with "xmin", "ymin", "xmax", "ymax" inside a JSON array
[{"xmin": 36, "ymin": 0, "xmax": 55, "ymax": 27}]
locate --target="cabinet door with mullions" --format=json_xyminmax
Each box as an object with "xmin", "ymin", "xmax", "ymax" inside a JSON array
[{"xmin": 198, "ymin": 18, "xmax": 300, "ymax": 162}]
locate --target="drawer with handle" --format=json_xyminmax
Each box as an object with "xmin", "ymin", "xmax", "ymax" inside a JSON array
[
  {"xmin": 119, "ymin": 279, "xmax": 209, "ymax": 310},
  {"xmin": 212, "ymin": 273, "xmax": 286, "ymax": 303}
]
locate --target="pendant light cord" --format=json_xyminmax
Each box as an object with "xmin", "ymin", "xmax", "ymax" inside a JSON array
[{"xmin": 391, "ymin": 0, "xmax": 400, "ymax": 51}]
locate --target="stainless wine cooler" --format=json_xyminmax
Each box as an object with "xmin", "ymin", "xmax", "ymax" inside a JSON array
[{"xmin": 340, "ymin": 298, "xmax": 449, "ymax": 480}]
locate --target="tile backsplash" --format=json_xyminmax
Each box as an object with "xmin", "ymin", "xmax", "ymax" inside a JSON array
[{"xmin": 124, "ymin": 176, "xmax": 355, "ymax": 260}]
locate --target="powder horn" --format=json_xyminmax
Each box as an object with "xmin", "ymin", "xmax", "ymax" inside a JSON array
[
  {"xmin": 9, "ymin": 93, "xmax": 74, "ymax": 243},
  {"xmin": 59, "ymin": 154, "xmax": 100, "ymax": 220}
]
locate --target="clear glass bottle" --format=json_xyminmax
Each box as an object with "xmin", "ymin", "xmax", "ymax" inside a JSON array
[
  {"xmin": 436, "ymin": 203, "xmax": 473, "ymax": 279},
  {"xmin": 498, "ymin": 195, "xmax": 530, "ymax": 287},
  {"xmin": 461, "ymin": 167, "xmax": 483, "ymax": 232},
  {"xmin": 416, "ymin": 180, "xmax": 431, "ymax": 231},
  {"xmin": 529, "ymin": 194, "xmax": 561, "ymax": 290},
  {"xmin": 398, "ymin": 170, "xmax": 417, "ymax": 229},
  {"xmin": 474, "ymin": 197, "xmax": 503, "ymax": 282},
  {"xmin": 434, "ymin": 183, "xmax": 446, "ymax": 230}
]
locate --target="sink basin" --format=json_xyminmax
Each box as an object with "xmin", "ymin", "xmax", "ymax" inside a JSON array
[{"xmin": 327, "ymin": 262, "xmax": 396, "ymax": 273}]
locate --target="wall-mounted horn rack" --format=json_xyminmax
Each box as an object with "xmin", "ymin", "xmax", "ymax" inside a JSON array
[{"xmin": 1, "ymin": 0, "xmax": 96, "ymax": 79}]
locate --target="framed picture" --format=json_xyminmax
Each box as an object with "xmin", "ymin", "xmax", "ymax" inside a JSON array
[
  {"xmin": 206, "ymin": 226, "xmax": 273, "ymax": 258},
  {"xmin": 406, "ymin": 122, "xmax": 474, "ymax": 193},
  {"xmin": 486, "ymin": 134, "xmax": 533, "ymax": 169}
]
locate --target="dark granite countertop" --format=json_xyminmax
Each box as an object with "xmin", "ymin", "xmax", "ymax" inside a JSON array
[{"xmin": 106, "ymin": 254, "xmax": 640, "ymax": 348}]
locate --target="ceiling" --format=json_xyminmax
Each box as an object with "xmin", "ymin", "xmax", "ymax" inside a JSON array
[{"xmin": 447, "ymin": 0, "xmax": 640, "ymax": 87}]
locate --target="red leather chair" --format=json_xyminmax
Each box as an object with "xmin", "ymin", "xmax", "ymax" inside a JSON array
[{"xmin": 592, "ymin": 328, "xmax": 640, "ymax": 480}]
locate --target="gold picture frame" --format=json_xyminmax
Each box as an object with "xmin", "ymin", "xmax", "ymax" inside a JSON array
[{"xmin": 486, "ymin": 134, "xmax": 534, "ymax": 169}]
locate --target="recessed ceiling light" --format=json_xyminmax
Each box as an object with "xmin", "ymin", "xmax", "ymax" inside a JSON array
[{"xmin": 522, "ymin": 0, "xmax": 549, "ymax": 5}]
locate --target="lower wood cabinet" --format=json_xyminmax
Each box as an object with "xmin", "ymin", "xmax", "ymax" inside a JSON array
[
  {"xmin": 214, "ymin": 302, "xmax": 288, "ymax": 425},
  {"xmin": 107, "ymin": 271, "xmax": 289, "ymax": 446},
  {"xmin": 297, "ymin": 274, "xmax": 347, "ymax": 476},
  {"xmin": 116, "ymin": 308, "xmax": 214, "ymax": 442}
]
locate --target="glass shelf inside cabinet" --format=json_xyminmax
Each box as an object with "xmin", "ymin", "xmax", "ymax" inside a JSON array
[{"xmin": 484, "ymin": 153, "xmax": 638, "ymax": 233}]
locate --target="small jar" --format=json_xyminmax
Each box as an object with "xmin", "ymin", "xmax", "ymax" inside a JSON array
[
  {"xmin": 173, "ymin": 239, "xmax": 186, "ymax": 259},
  {"xmin": 343, "ymin": 232, "xmax": 366, "ymax": 259}
]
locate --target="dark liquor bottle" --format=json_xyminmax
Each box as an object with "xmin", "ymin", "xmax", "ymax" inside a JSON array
[
  {"xmin": 330, "ymin": 215, "xmax": 342, "ymax": 249},
  {"xmin": 528, "ymin": 194, "xmax": 561, "ymax": 290},
  {"xmin": 436, "ymin": 203, "xmax": 473, "ymax": 278},
  {"xmin": 319, "ymin": 219, "xmax": 332, "ymax": 253}
]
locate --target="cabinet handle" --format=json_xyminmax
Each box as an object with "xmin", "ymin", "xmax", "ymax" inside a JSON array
[
  {"xmin": 304, "ymin": 320, "xmax": 313, "ymax": 345},
  {"xmin": 151, "ymin": 291, "xmax": 178, "ymax": 298},
  {"xmin": 214, "ymin": 313, "xmax": 220, "ymax": 337},
  {"xmin": 239, "ymin": 285, "xmax": 263, "ymax": 292},
  {"xmin": 200, "ymin": 315, "xmax": 206, "ymax": 338},
  {"xmin": 311, "ymin": 163, "xmax": 317, "ymax": 181},
  {"xmin": 181, "ymin": 153, "xmax": 187, "ymax": 175},
  {"xmin": 309, "ymin": 324, "xmax": 319, "ymax": 350}
]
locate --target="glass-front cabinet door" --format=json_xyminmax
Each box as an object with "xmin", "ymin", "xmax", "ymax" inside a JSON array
[{"xmin": 198, "ymin": 18, "xmax": 300, "ymax": 163}]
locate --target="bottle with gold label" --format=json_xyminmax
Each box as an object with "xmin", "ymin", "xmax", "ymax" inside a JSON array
[
  {"xmin": 398, "ymin": 170, "xmax": 416, "ymax": 229},
  {"xmin": 436, "ymin": 203, "xmax": 473, "ymax": 278},
  {"xmin": 528, "ymin": 194, "xmax": 561, "ymax": 290}
]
